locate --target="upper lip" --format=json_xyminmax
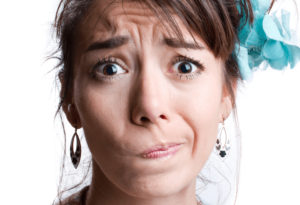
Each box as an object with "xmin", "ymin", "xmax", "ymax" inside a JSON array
[{"xmin": 141, "ymin": 143, "xmax": 182, "ymax": 155}]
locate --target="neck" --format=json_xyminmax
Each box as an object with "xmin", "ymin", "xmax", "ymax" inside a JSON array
[{"xmin": 85, "ymin": 159, "xmax": 199, "ymax": 205}]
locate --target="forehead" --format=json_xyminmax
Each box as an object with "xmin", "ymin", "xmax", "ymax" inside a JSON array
[{"xmin": 76, "ymin": 0, "xmax": 202, "ymax": 47}]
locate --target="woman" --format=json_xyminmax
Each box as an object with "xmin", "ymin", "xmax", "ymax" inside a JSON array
[{"xmin": 51, "ymin": 0, "xmax": 299, "ymax": 204}]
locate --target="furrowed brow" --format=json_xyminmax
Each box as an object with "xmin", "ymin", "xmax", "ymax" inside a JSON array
[
  {"xmin": 85, "ymin": 36, "xmax": 129, "ymax": 53},
  {"xmin": 163, "ymin": 38, "xmax": 205, "ymax": 50}
]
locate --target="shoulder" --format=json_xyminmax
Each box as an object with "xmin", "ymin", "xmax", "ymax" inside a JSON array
[{"xmin": 57, "ymin": 186, "xmax": 90, "ymax": 205}]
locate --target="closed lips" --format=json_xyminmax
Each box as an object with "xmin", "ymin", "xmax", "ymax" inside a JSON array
[{"xmin": 142, "ymin": 144, "xmax": 181, "ymax": 159}]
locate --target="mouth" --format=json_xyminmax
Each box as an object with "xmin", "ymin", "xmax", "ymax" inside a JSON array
[{"xmin": 141, "ymin": 143, "xmax": 182, "ymax": 160}]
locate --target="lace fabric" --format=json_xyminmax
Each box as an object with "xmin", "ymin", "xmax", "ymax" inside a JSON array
[{"xmin": 60, "ymin": 186, "xmax": 89, "ymax": 205}]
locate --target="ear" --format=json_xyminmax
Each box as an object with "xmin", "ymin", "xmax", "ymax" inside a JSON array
[
  {"xmin": 59, "ymin": 72, "xmax": 82, "ymax": 129},
  {"xmin": 63, "ymin": 103, "xmax": 82, "ymax": 129},
  {"xmin": 219, "ymin": 82, "xmax": 237, "ymax": 123}
]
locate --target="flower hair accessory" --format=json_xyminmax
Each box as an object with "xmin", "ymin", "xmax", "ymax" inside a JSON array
[{"xmin": 236, "ymin": 0, "xmax": 300, "ymax": 80}]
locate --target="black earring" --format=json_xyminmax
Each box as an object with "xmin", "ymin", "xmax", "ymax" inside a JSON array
[
  {"xmin": 70, "ymin": 125, "xmax": 81, "ymax": 169},
  {"xmin": 215, "ymin": 115, "xmax": 231, "ymax": 160}
]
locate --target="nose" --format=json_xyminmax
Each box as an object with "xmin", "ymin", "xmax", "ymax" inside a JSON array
[{"xmin": 131, "ymin": 68, "xmax": 169, "ymax": 126}]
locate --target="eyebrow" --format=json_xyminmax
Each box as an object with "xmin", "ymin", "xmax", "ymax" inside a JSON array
[
  {"xmin": 85, "ymin": 36, "xmax": 130, "ymax": 53},
  {"xmin": 163, "ymin": 38, "xmax": 205, "ymax": 50},
  {"xmin": 85, "ymin": 36, "xmax": 205, "ymax": 53}
]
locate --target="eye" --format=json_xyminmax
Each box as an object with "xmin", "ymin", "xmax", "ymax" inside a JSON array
[
  {"xmin": 95, "ymin": 63, "xmax": 126, "ymax": 76},
  {"xmin": 173, "ymin": 62, "xmax": 197, "ymax": 74},
  {"xmin": 170, "ymin": 55, "xmax": 204, "ymax": 75},
  {"xmin": 91, "ymin": 57, "xmax": 128, "ymax": 81}
]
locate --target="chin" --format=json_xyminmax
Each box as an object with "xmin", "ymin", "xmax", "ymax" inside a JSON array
[{"xmin": 117, "ymin": 167, "xmax": 194, "ymax": 198}]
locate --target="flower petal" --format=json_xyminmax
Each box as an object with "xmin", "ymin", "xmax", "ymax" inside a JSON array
[
  {"xmin": 248, "ymin": 55, "xmax": 254, "ymax": 69},
  {"xmin": 268, "ymin": 50, "xmax": 288, "ymax": 70},
  {"xmin": 236, "ymin": 45, "xmax": 252, "ymax": 80},
  {"xmin": 252, "ymin": 0, "xmax": 270, "ymax": 14},
  {"xmin": 263, "ymin": 40, "xmax": 284, "ymax": 59},
  {"xmin": 239, "ymin": 21, "xmax": 251, "ymax": 46},
  {"xmin": 281, "ymin": 10, "xmax": 292, "ymax": 41},
  {"xmin": 286, "ymin": 45, "xmax": 300, "ymax": 69},
  {"xmin": 251, "ymin": 0, "xmax": 258, "ymax": 11},
  {"xmin": 248, "ymin": 46, "xmax": 264, "ymax": 67},
  {"xmin": 263, "ymin": 14, "xmax": 284, "ymax": 41},
  {"xmin": 246, "ymin": 30, "xmax": 261, "ymax": 46},
  {"xmin": 254, "ymin": 11, "xmax": 267, "ymax": 37},
  {"xmin": 271, "ymin": 11, "xmax": 284, "ymax": 36}
]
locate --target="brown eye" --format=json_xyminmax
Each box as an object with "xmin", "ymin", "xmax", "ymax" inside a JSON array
[
  {"xmin": 178, "ymin": 63, "xmax": 192, "ymax": 73},
  {"xmin": 173, "ymin": 61, "xmax": 197, "ymax": 74},
  {"xmin": 93, "ymin": 63, "xmax": 126, "ymax": 76},
  {"xmin": 103, "ymin": 64, "xmax": 118, "ymax": 75}
]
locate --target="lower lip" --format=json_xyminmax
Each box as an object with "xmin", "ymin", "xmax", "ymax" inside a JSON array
[{"xmin": 142, "ymin": 144, "xmax": 181, "ymax": 160}]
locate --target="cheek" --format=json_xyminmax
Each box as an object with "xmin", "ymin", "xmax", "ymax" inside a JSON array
[
  {"xmin": 74, "ymin": 78, "xmax": 130, "ymax": 157},
  {"xmin": 175, "ymin": 69, "xmax": 223, "ymax": 166}
]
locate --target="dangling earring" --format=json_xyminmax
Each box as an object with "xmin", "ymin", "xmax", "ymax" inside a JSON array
[
  {"xmin": 70, "ymin": 124, "xmax": 81, "ymax": 169},
  {"xmin": 215, "ymin": 115, "xmax": 231, "ymax": 160}
]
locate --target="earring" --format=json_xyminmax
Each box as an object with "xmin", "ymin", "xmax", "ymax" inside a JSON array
[
  {"xmin": 215, "ymin": 115, "xmax": 231, "ymax": 160},
  {"xmin": 70, "ymin": 124, "xmax": 81, "ymax": 169}
]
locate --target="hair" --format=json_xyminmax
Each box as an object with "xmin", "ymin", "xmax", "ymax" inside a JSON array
[{"xmin": 50, "ymin": 0, "xmax": 277, "ymax": 204}]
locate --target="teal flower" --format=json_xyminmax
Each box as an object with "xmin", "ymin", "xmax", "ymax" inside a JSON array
[{"xmin": 236, "ymin": 0, "xmax": 300, "ymax": 80}]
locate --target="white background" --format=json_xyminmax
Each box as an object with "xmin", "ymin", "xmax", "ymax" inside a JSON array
[{"xmin": 0, "ymin": 0, "xmax": 299, "ymax": 205}]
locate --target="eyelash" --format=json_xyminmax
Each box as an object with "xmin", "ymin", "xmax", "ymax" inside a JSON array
[
  {"xmin": 90, "ymin": 55, "xmax": 204, "ymax": 81},
  {"xmin": 170, "ymin": 55, "xmax": 204, "ymax": 80},
  {"xmin": 91, "ymin": 56, "xmax": 127, "ymax": 81}
]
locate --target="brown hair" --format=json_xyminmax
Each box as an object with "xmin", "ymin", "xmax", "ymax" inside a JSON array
[{"xmin": 50, "ymin": 0, "xmax": 276, "ymax": 204}]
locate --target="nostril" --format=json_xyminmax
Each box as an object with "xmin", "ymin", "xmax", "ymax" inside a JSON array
[
  {"xmin": 160, "ymin": 115, "xmax": 166, "ymax": 120},
  {"xmin": 141, "ymin": 117, "xmax": 150, "ymax": 122},
  {"xmin": 140, "ymin": 115, "xmax": 166, "ymax": 123}
]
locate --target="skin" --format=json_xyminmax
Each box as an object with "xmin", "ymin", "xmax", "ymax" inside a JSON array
[{"xmin": 63, "ymin": 0, "xmax": 235, "ymax": 205}]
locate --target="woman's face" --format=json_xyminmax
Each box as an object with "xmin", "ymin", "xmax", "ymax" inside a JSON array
[{"xmin": 66, "ymin": 0, "xmax": 233, "ymax": 200}]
